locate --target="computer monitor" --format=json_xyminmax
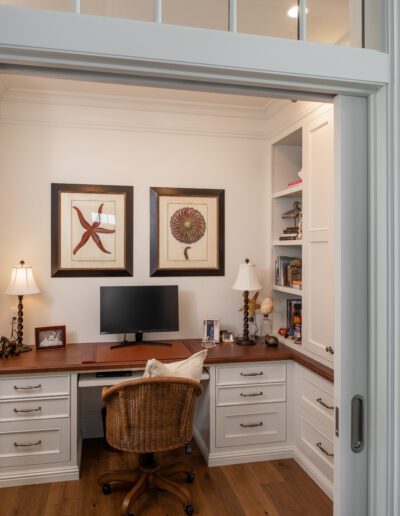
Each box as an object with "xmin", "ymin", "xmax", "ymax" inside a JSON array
[{"xmin": 100, "ymin": 285, "xmax": 179, "ymax": 348}]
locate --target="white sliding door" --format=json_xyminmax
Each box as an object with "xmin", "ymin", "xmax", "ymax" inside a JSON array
[{"xmin": 333, "ymin": 95, "xmax": 368, "ymax": 516}]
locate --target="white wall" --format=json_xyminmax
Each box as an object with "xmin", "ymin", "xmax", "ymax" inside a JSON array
[{"xmin": 0, "ymin": 88, "xmax": 270, "ymax": 344}]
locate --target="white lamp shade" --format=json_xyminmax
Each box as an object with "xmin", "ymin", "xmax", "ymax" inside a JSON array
[
  {"xmin": 5, "ymin": 264, "xmax": 40, "ymax": 296},
  {"xmin": 232, "ymin": 261, "xmax": 262, "ymax": 292}
]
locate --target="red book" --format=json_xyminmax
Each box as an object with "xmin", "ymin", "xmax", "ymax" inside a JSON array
[{"xmin": 288, "ymin": 179, "xmax": 303, "ymax": 187}]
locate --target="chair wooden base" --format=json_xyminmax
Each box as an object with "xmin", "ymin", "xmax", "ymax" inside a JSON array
[{"xmin": 97, "ymin": 454, "xmax": 195, "ymax": 516}]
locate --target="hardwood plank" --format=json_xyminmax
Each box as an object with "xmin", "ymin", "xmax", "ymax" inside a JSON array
[{"xmin": 0, "ymin": 439, "xmax": 332, "ymax": 516}]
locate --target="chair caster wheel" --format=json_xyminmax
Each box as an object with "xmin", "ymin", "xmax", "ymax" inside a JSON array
[
  {"xmin": 102, "ymin": 483, "xmax": 111, "ymax": 495},
  {"xmin": 184, "ymin": 505, "xmax": 194, "ymax": 515},
  {"xmin": 186, "ymin": 472, "xmax": 195, "ymax": 483},
  {"xmin": 185, "ymin": 443, "xmax": 193, "ymax": 454}
]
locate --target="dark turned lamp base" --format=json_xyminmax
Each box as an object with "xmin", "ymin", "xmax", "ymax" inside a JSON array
[{"xmin": 235, "ymin": 337, "xmax": 257, "ymax": 346}]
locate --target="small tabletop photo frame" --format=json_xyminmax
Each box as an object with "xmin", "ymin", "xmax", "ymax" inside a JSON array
[
  {"xmin": 202, "ymin": 319, "xmax": 220, "ymax": 348},
  {"xmin": 35, "ymin": 326, "xmax": 66, "ymax": 351}
]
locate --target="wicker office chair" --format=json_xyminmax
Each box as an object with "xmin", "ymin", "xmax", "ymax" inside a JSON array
[{"xmin": 97, "ymin": 377, "xmax": 203, "ymax": 516}]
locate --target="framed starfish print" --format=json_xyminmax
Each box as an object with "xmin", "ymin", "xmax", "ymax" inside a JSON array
[
  {"xmin": 150, "ymin": 187, "xmax": 224, "ymax": 276},
  {"xmin": 51, "ymin": 183, "xmax": 133, "ymax": 277}
]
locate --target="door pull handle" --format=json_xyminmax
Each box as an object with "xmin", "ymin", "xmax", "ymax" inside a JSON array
[{"xmin": 351, "ymin": 395, "xmax": 364, "ymax": 453}]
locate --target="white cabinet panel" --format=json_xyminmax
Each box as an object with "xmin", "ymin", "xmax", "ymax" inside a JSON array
[
  {"xmin": 0, "ymin": 375, "xmax": 70, "ymax": 400},
  {"xmin": 0, "ymin": 397, "xmax": 70, "ymax": 422},
  {"xmin": 216, "ymin": 403, "xmax": 286, "ymax": 448},
  {"xmin": 302, "ymin": 109, "xmax": 334, "ymax": 364},
  {"xmin": 216, "ymin": 363, "xmax": 286, "ymax": 386},
  {"xmin": 0, "ymin": 418, "xmax": 70, "ymax": 467},
  {"xmin": 216, "ymin": 382, "xmax": 286, "ymax": 407}
]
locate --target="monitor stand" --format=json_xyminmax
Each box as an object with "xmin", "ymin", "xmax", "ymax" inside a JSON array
[{"xmin": 110, "ymin": 332, "xmax": 173, "ymax": 350}]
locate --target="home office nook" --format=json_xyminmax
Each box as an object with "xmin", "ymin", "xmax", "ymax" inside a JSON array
[{"xmin": 0, "ymin": 72, "xmax": 336, "ymax": 514}]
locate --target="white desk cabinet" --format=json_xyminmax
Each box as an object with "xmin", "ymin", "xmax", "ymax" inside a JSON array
[
  {"xmin": 293, "ymin": 363, "xmax": 334, "ymax": 499},
  {"xmin": 0, "ymin": 373, "xmax": 79, "ymax": 488},
  {"xmin": 194, "ymin": 361, "xmax": 293, "ymax": 467}
]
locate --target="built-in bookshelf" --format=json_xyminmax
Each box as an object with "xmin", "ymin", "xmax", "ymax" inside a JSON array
[
  {"xmin": 271, "ymin": 126, "xmax": 303, "ymax": 348},
  {"xmin": 269, "ymin": 108, "xmax": 334, "ymax": 365}
]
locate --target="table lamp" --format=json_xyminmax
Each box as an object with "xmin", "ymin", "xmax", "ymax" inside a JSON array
[
  {"xmin": 233, "ymin": 258, "xmax": 262, "ymax": 345},
  {"xmin": 5, "ymin": 260, "xmax": 40, "ymax": 352}
]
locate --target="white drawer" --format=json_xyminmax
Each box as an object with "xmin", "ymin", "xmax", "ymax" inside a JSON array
[
  {"xmin": 216, "ymin": 363, "xmax": 286, "ymax": 386},
  {"xmin": 216, "ymin": 383, "xmax": 286, "ymax": 407},
  {"xmin": 0, "ymin": 375, "xmax": 70, "ymax": 400},
  {"xmin": 0, "ymin": 397, "xmax": 70, "ymax": 422},
  {"xmin": 216, "ymin": 403, "xmax": 286, "ymax": 448},
  {"xmin": 298, "ymin": 369, "xmax": 334, "ymax": 429},
  {"xmin": 298, "ymin": 411, "xmax": 334, "ymax": 483},
  {"xmin": 0, "ymin": 418, "xmax": 70, "ymax": 468}
]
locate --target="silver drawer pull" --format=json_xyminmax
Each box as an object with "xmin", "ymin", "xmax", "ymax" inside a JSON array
[
  {"xmin": 13, "ymin": 384, "xmax": 42, "ymax": 390},
  {"xmin": 14, "ymin": 440, "xmax": 42, "ymax": 447},
  {"xmin": 316, "ymin": 442, "xmax": 334, "ymax": 457},
  {"xmin": 240, "ymin": 372, "xmax": 263, "ymax": 377},
  {"xmin": 240, "ymin": 422, "xmax": 263, "ymax": 428},
  {"xmin": 316, "ymin": 398, "xmax": 334, "ymax": 410},
  {"xmin": 14, "ymin": 407, "xmax": 42, "ymax": 413},
  {"xmin": 240, "ymin": 392, "xmax": 263, "ymax": 397}
]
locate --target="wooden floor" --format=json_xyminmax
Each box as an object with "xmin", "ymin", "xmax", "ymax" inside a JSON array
[{"xmin": 0, "ymin": 439, "xmax": 332, "ymax": 516}]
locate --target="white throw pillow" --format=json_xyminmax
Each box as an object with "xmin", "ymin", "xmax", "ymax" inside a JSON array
[{"xmin": 143, "ymin": 350, "xmax": 207, "ymax": 383}]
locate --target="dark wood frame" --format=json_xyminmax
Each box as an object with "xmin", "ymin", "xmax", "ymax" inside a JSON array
[
  {"xmin": 51, "ymin": 183, "xmax": 133, "ymax": 277},
  {"xmin": 35, "ymin": 325, "xmax": 66, "ymax": 351},
  {"xmin": 150, "ymin": 187, "xmax": 225, "ymax": 277}
]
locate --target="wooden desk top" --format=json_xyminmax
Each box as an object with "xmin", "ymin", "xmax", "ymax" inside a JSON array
[{"xmin": 0, "ymin": 339, "xmax": 333, "ymax": 383}]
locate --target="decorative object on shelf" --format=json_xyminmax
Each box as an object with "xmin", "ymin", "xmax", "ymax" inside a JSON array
[
  {"xmin": 51, "ymin": 183, "xmax": 133, "ymax": 277},
  {"xmin": 282, "ymin": 201, "xmax": 302, "ymax": 227},
  {"xmin": 233, "ymin": 258, "xmax": 262, "ymax": 346},
  {"xmin": 35, "ymin": 325, "xmax": 66, "ymax": 351},
  {"xmin": 0, "ymin": 336, "xmax": 19, "ymax": 358},
  {"xmin": 287, "ymin": 258, "xmax": 302, "ymax": 288},
  {"xmin": 278, "ymin": 328, "xmax": 289, "ymax": 338},
  {"xmin": 150, "ymin": 187, "xmax": 225, "ymax": 276},
  {"xmin": 287, "ymin": 299, "xmax": 302, "ymax": 343},
  {"xmin": 221, "ymin": 331, "xmax": 234, "ymax": 343},
  {"xmin": 202, "ymin": 319, "xmax": 220, "ymax": 344},
  {"xmin": 5, "ymin": 260, "xmax": 40, "ymax": 352},
  {"xmin": 297, "ymin": 211, "xmax": 303, "ymax": 240},
  {"xmin": 259, "ymin": 297, "xmax": 278, "ymax": 347},
  {"xmin": 279, "ymin": 226, "xmax": 299, "ymax": 241}
]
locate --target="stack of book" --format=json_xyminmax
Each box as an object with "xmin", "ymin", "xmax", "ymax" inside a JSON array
[
  {"xmin": 275, "ymin": 256, "xmax": 293, "ymax": 286},
  {"xmin": 287, "ymin": 299, "xmax": 302, "ymax": 343},
  {"xmin": 279, "ymin": 226, "xmax": 299, "ymax": 241},
  {"xmin": 288, "ymin": 178, "xmax": 303, "ymax": 188}
]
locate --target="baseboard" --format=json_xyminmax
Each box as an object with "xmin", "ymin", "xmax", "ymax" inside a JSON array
[
  {"xmin": 0, "ymin": 465, "xmax": 80, "ymax": 488},
  {"xmin": 193, "ymin": 427, "xmax": 210, "ymax": 462},
  {"xmin": 293, "ymin": 446, "xmax": 333, "ymax": 500}
]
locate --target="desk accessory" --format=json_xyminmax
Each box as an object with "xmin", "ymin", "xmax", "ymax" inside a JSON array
[
  {"xmin": 233, "ymin": 259, "xmax": 262, "ymax": 345},
  {"xmin": 5, "ymin": 260, "xmax": 40, "ymax": 352},
  {"xmin": 0, "ymin": 336, "xmax": 19, "ymax": 358},
  {"xmin": 260, "ymin": 297, "xmax": 278, "ymax": 347},
  {"xmin": 35, "ymin": 325, "xmax": 66, "ymax": 350},
  {"xmin": 202, "ymin": 319, "xmax": 220, "ymax": 344}
]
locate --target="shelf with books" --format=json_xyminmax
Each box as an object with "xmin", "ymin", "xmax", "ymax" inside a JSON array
[
  {"xmin": 272, "ymin": 240, "xmax": 302, "ymax": 246},
  {"xmin": 273, "ymin": 285, "xmax": 302, "ymax": 296},
  {"xmin": 273, "ymin": 184, "xmax": 303, "ymax": 199}
]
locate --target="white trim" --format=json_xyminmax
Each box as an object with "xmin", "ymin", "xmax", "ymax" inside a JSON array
[
  {"xmin": 228, "ymin": 0, "xmax": 237, "ymax": 33},
  {"xmin": 153, "ymin": 0, "xmax": 162, "ymax": 24},
  {"xmin": 0, "ymin": 465, "xmax": 79, "ymax": 488},
  {"xmin": 0, "ymin": 8, "xmax": 389, "ymax": 95},
  {"xmin": 293, "ymin": 446, "xmax": 334, "ymax": 499},
  {"xmin": 207, "ymin": 445, "xmax": 293, "ymax": 467}
]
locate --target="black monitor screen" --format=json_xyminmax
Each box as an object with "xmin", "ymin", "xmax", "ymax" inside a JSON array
[{"xmin": 100, "ymin": 286, "xmax": 179, "ymax": 335}]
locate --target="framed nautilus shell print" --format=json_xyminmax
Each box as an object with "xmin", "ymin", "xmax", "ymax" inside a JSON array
[
  {"xmin": 51, "ymin": 183, "xmax": 133, "ymax": 277},
  {"xmin": 150, "ymin": 187, "xmax": 225, "ymax": 276}
]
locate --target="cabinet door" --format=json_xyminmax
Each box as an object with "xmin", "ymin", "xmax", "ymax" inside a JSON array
[{"xmin": 302, "ymin": 109, "xmax": 334, "ymax": 364}]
